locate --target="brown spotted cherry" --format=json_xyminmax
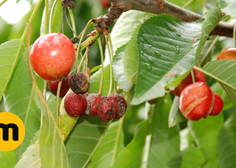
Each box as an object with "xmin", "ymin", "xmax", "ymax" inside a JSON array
[{"xmin": 97, "ymin": 96, "xmax": 118, "ymax": 122}]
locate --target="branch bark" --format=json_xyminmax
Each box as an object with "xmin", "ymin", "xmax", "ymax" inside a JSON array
[{"xmin": 109, "ymin": 0, "xmax": 234, "ymax": 37}]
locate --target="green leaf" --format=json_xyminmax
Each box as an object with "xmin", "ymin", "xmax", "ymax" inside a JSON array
[
  {"xmin": 188, "ymin": 113, "xmax": 224, "ymax": 160},
  {"xmin": 132, "ymin": 14, "xmax": 202, "ymax": 105},
  {"xmin": 195, "ymin": 7, "xmax": 222, "ymax": 57},
  {"xmin": 49, "ymin": 0, "xmax": 63, "ymax": 33},
  {"xmin": 88, "ymin": 120, "xmax": 124, "ymax": 168},
  {"xmin": 64, "ymin": 65, "xmax": 112, "ymax": 168},
  {"xmin": 202, "ymin": 60, "xmax": 236, "ymax": 107},
  {"xmin": 15, "ymin": 135, "xmax": 41, "ymax": 168},
  {"xmin": 198, "ymin": 36, "xmax": 219, "ymax": 66},
  {"xmin": 59, "ymin": 65, "xmax": 111, "ymax": 140},
  {"xmin": 0, "ymin": 151, "xmax": 16, "ymax": 168},
  {"xmin": 218, "ymin": 0, "xmax": 236, "ymax": 18},
  {"xmin": 111, "ymin": 120, "xmax": 147, "ymax": 168},
  {"xmin": 4, "ymin": 49, "xmax": 42, "ymax": 161},
  {"xmin": 218, "ymin": 114, "xmax": 236, "ymax": 168},
  {"xmin": 166, "ymin": 146, "xmax": 205, "ymax": 168},
  {"xmin": 105, "ymin": 10, "xmax": 155, "ymax": 64},
  {"xmin": 146, "ymin": 96, "xmax": 180, "ymax": 168},
  {"xmin": 0, "ymin": 39, "xmax": 24, "ymax": 101},
  {"xmin": 65, "ymin": 116, "xmax": 110, "ymax": 168},
  {"xmin": 113, "ymin": 45, "xmax": 132, "ymax": 91},
  {"xmin": 40, "ymin": 0, "xmax": 62, "ymax": 34},
  {"xmin": 32, "ymin": 86, "xmax": 69, "ymax": 167},
  {"xmin": 124, "ymin": 24, "xmax": 140, "ymax": 85},
  {"xmin": 168, "ymin": 96, "xmax": 186, "ymax": 128}
]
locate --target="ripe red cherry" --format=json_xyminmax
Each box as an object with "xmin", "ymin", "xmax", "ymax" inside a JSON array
[
  {"xmin": 48, "ymin": 74, "xmax": 71, "ymax": 97},
  {"xmin": 217, "ymin": 47, "xmax": 236, "ymax": 60},
  {"xmin": 179, "ymin": 82, "xmax": 214, "ymax": 121},
  {"xmin": 100, "ymin": 0, "xmax": 110, "ymax": 8},
  {"xmin": 209, "ymin": 93, "xmax": 224, "ymax": 116},
  {"xmin": 64, "ymin": 93, "xmax": 87, "ymax": 117},
  {"xmin": 30, "ymin": 33, "xmax": 75, "ymax": 80},
  {"xmin": 172, "ymin": 66, "xmax": 206, "ymax": 96}
]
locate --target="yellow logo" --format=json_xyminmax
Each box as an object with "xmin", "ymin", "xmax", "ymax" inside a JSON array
[{"xmin": 0, "ymin": 112, "xmax": 25, "ymax": 151}]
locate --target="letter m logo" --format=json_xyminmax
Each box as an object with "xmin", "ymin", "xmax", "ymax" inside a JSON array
[{"xmin": 0, "ymin": 123, "xmax": 19, "ymax": 141}]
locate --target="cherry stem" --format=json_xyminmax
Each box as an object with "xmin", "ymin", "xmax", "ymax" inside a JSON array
[
  {"xmin": 64, "ymin": 7, "xmax": 78, "ymax": 37},
  {"xmin": 42, "ymin": 80, "xmax": 47, "ymax": 127},
  {"xmin": 190, "ymin": 69, "xmax": 195, "ymax": 83},
  {"xmin": 193, "ymin": 66, "xmax": 236, "ymax": 89},
  {"xmin": 26, "ymin": 22, "xmax": 54, "ymax": 128},
  {"xmin": 56, "ymin": 77, "xmax": 63, "ymax": 124},
  {"xmin": 85, "ymin": 47, "xmax": 89, "ymax": 71},
  {"xmin": 77, "ymin": 49, "xmax": 87, "ymax": 72},
  {"xmin": 98, "ymin": 37, "xmax": 104, "ymax": 95},
  {"xmin": 75, "ymin": 20, "xmax": 93, "ymax": 73},
  {"xmin": 43, "ymin": 0, "xmax": 49, "ymax": 35},
  {"xmin": 108, "ymin": 34, "xmax": 117, "ymax": 94},
  {"xmin": 105, "ymin": 34, "xmax": 113, "ymax": 96},
  {"xmin": 68, "ymin": 8, "xmax": 77, "ymax": 37},
  {"xmin": 62, "ymin": 7, "xmax": 66, "ymax": 34}
]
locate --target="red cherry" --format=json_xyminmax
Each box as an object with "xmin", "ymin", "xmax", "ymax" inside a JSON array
[
  {"xmin": 48, "ymin": 74, "xmax": 71, "ymax": 97},
  {"xmin": 85, "ymin": 93, "xmax": 102, "ymax": 116},
  {"xmin": 217, "ymin": 47, "xmax": 236, "ymax": 60},
  {"xmin": 111, "ymin": 94, "xmax": 127, "ymax": 119},
  {"xmin": 64, "ymin": 93, "xmax": 87, "ymax": 117},
  {"xmin": 97, "ymin": 96, "xmax": 118, "ymax": 122},
  {"xmin": 209, "ymin": 93, "xmax": 224, "ymax": 116},
  {"xmin": 100, "ymin": 0, "xmax": 110, "ymax": 8},
  {"xmin": 179, "ymin": 82, "xmax": 214, "ymax": 121},
  {"xmin": 171, "ymin": 66, "xmax": 205, "ymax": 96},
  {"xmin": 30, "ymin": 33, "xmax": 75, "ymax": 80}
]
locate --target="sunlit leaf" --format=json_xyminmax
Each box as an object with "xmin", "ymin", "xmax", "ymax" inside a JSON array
[
  {"xmin": 188, "ymin": 113, "xmax": 224, "ymax": 160},
  {"xmin": 113, "ymin": 45, "xmax": 132, "ymax": 91},
  {"xmin": 0, "ymin": 39, "xmax": 24, "ymax": 101},
  {"xmin": 49, "ymin": 0, "xmax": 63, "ymax": 33},
  {"xmin": 15, "ymin": 132, "xmax": 41, "ymax": 168},
  {"xmin": 4, "ymin": 49, "xmax": 42, "ymax": 161},
  {"xmin": 218, "ymin": 0, "xmax": 236, "ymax": 18},
  {"xmin": 32, "ymin": 86, "xmax": 69, "ymax": 167},
  {"xmin": 123, "ymin": 24, "xmax": 140, "ymax": 85},
  {"xmin": 218, "ymin": 114, "xmax": 236, "ymax": 168}
]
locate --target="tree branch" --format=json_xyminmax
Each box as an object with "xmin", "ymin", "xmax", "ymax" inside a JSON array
[{"xmin": 109, "ymin": 0, "xmax": 234, "ymax": 37}]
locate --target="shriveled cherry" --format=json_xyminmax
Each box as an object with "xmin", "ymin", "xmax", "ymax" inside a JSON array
[
  {"xmin": 209, "ymin": 93, "xmax": 224, "ymax": 116},
  {"xmin": 179, "ymin": 82, "xmax": 214, "ymax": 121},
  {"xmin": 217, "ymin": 47, "xmax": 236, "ymax": 60},
  {"xmin": 69, "ymin": 72, "xmax": 90, "ymax": 94},
  {"xmin": 97, "ymin": 96, "xmax": 118, "ymax": 122},
  {"xmin": 48, "ymin": 74, "xmax": 71, "ymax": 97},
  {"xmin": 111, "ymin": 94, "xmax": 127, "ymax": 118},
  {"xmin": 64, "ymin": 93, "xmax": 87, "ymax": 117},
  {"xmin": 85, "ymin": 93, "xmax": 102, "ymax": 116},
  {"xmin": 30, "ymin": 33, "xmax": 75, "ymax": 80}
]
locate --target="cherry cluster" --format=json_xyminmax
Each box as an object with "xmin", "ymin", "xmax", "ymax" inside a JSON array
[
  {"xmin": 171, "ymin": 66, "xmax": 224, "ymax": 121},
  {"xmin": 30, "ymin": 33, "xmax": 127, "ymax": 122}
]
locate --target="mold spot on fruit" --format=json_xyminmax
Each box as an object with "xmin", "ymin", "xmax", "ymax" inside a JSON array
[{"xmin": 69, "ymin": 72, "xmax": 90, "ymax": 94}]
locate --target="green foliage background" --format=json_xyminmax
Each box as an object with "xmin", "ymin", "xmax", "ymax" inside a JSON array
[{"xmin": 1, "ymin": 0, "xmax": 236, "ymax": 168}]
